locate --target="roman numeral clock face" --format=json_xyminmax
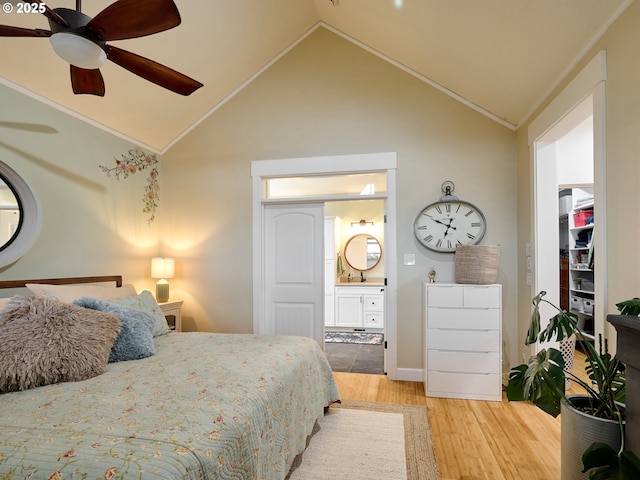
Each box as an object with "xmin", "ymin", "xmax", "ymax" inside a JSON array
[{"xmin": 414, "ymin": 200, "xmax": 487, "ymax": 253}]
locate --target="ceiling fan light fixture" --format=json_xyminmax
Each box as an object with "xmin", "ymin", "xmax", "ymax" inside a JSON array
[{"xmin": 50, "ymin": 32, "xmax": 106, "ymax": 69}]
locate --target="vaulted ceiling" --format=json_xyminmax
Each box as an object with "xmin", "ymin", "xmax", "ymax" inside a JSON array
[{"xmin": 0, "ymin": 0, "xmax": 630, "ymax": 153}]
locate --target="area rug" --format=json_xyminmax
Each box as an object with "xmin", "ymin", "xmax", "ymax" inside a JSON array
[
  {"xmin": 324, "ymin": 331, "xmax": 384, "ymax": 344},
  {"xmin": 287, "ymin": 400, "xmax": 440, "ymax": 480}
]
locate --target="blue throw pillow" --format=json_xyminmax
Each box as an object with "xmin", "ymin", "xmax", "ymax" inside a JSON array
[{"xmin": 74, "ymin": 297, "xmax": 156, "ymax": 363}]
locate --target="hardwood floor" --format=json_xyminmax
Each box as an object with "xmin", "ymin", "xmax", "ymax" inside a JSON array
[{"xmin": 332, "ymin": 351, "xmax": 588, "ymax": 480}]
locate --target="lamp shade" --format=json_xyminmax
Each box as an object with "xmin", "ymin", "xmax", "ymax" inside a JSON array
[
  {"xmin": 50, "ymin": 33, "xmax": 107, "ymax": 69},
  {"xmin": 151, "ymin": 257, "xmax": 175, "ymax": 279}
]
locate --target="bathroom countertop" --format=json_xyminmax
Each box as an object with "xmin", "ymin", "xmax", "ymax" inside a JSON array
[{"xmin": 336, "ymin": 277, "xmax": 384, "ymax": 286}]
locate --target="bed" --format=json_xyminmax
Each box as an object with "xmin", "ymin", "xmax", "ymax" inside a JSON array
[{"xmin": 0, "ymin": 275, "xmax": 340, "ymax": 479}]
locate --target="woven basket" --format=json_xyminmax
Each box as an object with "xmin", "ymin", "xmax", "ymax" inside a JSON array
[{"xmin": 454, "ymin": 245, "xmax": 501, "ymax": 284}]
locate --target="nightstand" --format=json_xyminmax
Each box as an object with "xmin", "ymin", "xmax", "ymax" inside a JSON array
[{"xmin": 158, "ymin": 300, "xmax": 183, "ymax": 332}]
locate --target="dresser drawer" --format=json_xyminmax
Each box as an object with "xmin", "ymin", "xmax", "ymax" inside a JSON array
[
  {"xmin": 427, "ymin": 328, "xmax": 499, "ymax": 352},
  {"xmin": 427, "ymin": 285, "xmax": 463, "ymax": 307},
  {"xmin": 463, "ymin": 286, "xmax": 501, "ymax": 308},
  {"xmin": 427, "ymin": 350, "xmax": 500, "ymax": 374},
  {"xmin": 427, "ymin": 370, "xmax": 502, "ymax": 399},
  {"xmin": 427, "ymin": 307, "xmax": 500, "ymax": 330},
  {"xmin": 426, "ymin": 284, "xmax": 501, "ymax": 309}
]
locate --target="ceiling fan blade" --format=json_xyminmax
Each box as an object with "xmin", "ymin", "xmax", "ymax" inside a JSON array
[
  {"xmin": 87, "ymin": 0, "xmax": 181, "ymax": 41},
  {"xmin": 70, "ymin": 65, "xmax": 106, "ymax": 96},
  {"xmin": 0, "ymin": 121, "xmax": 57, "ymax": 133},
  {"xmin": 105, "ymin": 45, "xmax": 202, "ymax": 96},
  {"xmin": 28, "ymin": 0, "xmax": 70, "ymax": 28},
  {"xmin": 0, "ymin": 25, "xmax": 50, "ymax": 37}
]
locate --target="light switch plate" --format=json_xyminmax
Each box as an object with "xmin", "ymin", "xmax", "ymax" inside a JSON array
[{"xmin": 403, "ymin": 253, "xmax": 416, "ymax": 266}]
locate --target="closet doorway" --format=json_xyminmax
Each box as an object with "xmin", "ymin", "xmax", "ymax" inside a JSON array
[{"xmin": 530, "ymin": 51, "xmax": 606, "ymax": 350}]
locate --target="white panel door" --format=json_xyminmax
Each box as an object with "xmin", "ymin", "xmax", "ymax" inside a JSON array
[{"xmin": 264, "ymin": 203, "xmax": 324, "ymax": 346}]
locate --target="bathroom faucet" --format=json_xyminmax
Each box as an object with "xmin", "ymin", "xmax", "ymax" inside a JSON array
[{"xmin": 360, "ymin": 271, "xmax": 366, "ymax": 282}]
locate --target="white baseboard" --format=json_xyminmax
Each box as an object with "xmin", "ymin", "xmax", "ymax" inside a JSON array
[{"xmin": 395, "ymin": 368, "xmax": 423, "ymax": 383}]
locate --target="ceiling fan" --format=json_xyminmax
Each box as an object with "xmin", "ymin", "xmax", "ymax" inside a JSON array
[{"xmin": 0, "ymin": 0, "xmax": 203, "ymax": 97}]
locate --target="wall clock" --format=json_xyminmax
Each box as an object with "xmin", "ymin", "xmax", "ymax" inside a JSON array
[{"xmin": 413, "ymin": 181, "xmax": 486, "ymax": 253}]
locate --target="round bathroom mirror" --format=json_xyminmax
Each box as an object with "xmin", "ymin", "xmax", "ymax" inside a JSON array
[
  {"xmin": 0, "ymin": 161, "xmax": 42, "ymax": 268},
  {"xmin": 344, "ymin": 234, "xmax": 382, "ymax": 271}
]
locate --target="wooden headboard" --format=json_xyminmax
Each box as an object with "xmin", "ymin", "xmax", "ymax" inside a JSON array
[{"xmin": 0, "ymin": 275, "xmax": 123, "ymax": 290}]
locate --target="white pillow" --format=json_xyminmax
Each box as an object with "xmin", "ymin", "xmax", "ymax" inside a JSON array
[
  {"xmin": 25, "ymin": 283, "xmax": 137, "ymax": 303},
  {"xmin": 111, "ymin": 290, "xmax": 170, "ymax": 337},
  {"xmin": 0, "ymin": 297, "xmax": 10, "ymax": 310}
]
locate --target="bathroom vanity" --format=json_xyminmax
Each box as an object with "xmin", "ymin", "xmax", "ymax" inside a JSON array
[{"xmin": 334, "ymin": 284, "xmax": 385, "ymax": 329}]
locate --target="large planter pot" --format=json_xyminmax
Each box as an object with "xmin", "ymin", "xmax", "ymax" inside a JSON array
[{"xmin": 561, "ymin": 395, "xmax": 624, "ymax": 480}]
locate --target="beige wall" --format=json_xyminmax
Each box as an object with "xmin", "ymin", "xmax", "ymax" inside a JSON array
[
  {"xmin": 516, "ymin": 0, "xmax": 640, "ymax": 360},
  {"xmin": 0, "ymin": 85, "xmax": 160, "ymax": 291},
  {"xmin": 1, "ymin": 6, "xmax": 636, "ymax": 374},
  {"xmin": 162, "ymin": 27, "xmax": 518, "ymax": 371}
]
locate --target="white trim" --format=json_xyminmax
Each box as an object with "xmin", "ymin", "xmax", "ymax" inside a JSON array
[
  {"xmin": 0, "ymin": 76, "xmax": 161, "ymax": 154},
  {"xmin": 0, "ymin": 162, "xmax": 43, "ymax": 268},
  {"xmin": 4, "ymin": 0, "xmax": 631, "ymax": 153},
  {"xmin": 397, "ymin": 368, "xmax": 423, "ymax": 383},
  {"xmin": 251, "ymin": 152, "xmax": 399, "ymax": 379},
  {"xmin": 170, "ymin": 19, "xmax": 520, "ymax": 152},
  {"xmin": 530, "ymin": 50, "xmax": 607, "ymax": 343},
  {"xmin": 519, "ymin": 1, "xmax": 631, "ymax": 128},
  {"xmin": 528, "ymin": 51, "xmax": 606, "ymax": 144},
  {"xmin": 163, "ymin": 25, "xmax": 321, "ymax": 153},
  {"xmin": 318, "ymin": 23, "xmax": 516, "ymax": 131},
  {"xmin": 2, "ymin": 16, "xmax": 519, "ymax": 154},
  {"xmin": 250, "ymin": 152, "xmax": 396, "ymax": 177}
]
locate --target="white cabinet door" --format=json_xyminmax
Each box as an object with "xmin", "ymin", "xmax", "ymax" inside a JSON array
[{"xmin": 335, "ymin": 293, "xmax": 363, "ymax": 327}]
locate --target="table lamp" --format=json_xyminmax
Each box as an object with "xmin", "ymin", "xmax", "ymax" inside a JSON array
[{"xmin": 151, "ymin": 257, "xmax": 174, "ymax": 303}]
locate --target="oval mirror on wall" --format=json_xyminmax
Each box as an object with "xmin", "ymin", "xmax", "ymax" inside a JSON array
[
  {"xmin": 0, "ymin": 161, "xmax": 42, "ymax": 269},
  {"xmin": 344, "ymin": 233, "xmax": 382, "ymax": 271},
  {"xmin": 0, "ymin": 174, "xmax": 21, "ymax": 250}
]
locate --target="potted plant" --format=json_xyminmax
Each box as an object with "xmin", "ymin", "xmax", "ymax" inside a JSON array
[{"xmin": 506, "ymin": 291, "xmax": 640, "ymax": 479}]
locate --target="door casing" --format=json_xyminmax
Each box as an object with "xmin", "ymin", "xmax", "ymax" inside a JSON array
[{"xmin": 251, "ymin": 152, "xmax": 398, "ymax": 378}]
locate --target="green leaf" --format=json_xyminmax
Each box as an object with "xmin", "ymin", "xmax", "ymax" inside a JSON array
[
  {"xmin": 526, "ymin": 291, "xmax": 544, "ymax": 345},
  {"xmin": 619, "ymin": 451, "xmax": 640, "ymax": 479},
  {"xmin": 506, "ymin": 348, "xmax": 565, "ymax": 417},
  {"xmin": 583, "ymin": 442, "xmax": 640, "ymax": 480},
  {"xmin": 616, "ymin": 297, "xmax": 640, "ymax": 315},
  {"xmin": 526, "ymin": 291, "xmax": 579, "ymax": 345},
  {"xmin": 506, "ymin": 364, "xmax": 528, "ymax": 401}
]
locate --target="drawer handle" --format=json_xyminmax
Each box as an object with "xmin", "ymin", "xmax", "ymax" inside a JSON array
[
  {"xmin": 435, "ymin": 349, "xmax": 493, "ymax": 354},
  {"xmin": 434, "ymin": 371, "xmax": 491, "ymax": 375},
  {"xmin": 432, "ymin": 328, "xmax": 493, "ymax": 332}
]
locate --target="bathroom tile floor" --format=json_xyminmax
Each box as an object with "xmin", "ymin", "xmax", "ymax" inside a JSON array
[{"xmin": 323, "ymin": 342, "xmax": 385, "ymax": 375}]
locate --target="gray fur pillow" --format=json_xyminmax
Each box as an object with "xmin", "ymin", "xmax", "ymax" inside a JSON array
[{"xmin": 0, "ymin": 296, "xmax": 121, "ymax": 393}]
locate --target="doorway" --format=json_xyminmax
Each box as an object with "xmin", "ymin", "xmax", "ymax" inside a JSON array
[
  {"xmin": 251, "ymin": 152, "xmax": 399, "ymax": 379},
  {"xmin": 530, "ymin": 51, "xmax": 606, "ymax": 349},
  {"xmin": 323, "ymin": 199, "xmax": 386, "ymax": 374}
]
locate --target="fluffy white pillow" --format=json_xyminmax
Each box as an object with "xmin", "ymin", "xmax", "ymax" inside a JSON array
[
  {"xmin": 26, "ymin": 283, "xmax": 137, "ymax": 303},
  {"xmin": 0, "ymin": 296, "xmax": 121, "ymax": 393}
]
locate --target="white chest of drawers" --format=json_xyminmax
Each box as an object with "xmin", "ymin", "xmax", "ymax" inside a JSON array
[{"xmin": 423, "ymin": 283, "xmax": 502, "ymax": 401}]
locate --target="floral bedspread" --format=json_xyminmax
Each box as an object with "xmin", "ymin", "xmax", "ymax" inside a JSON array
[{"xmin": 0, "ymin": 333, "xmax": 340, "ymax": 479}]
